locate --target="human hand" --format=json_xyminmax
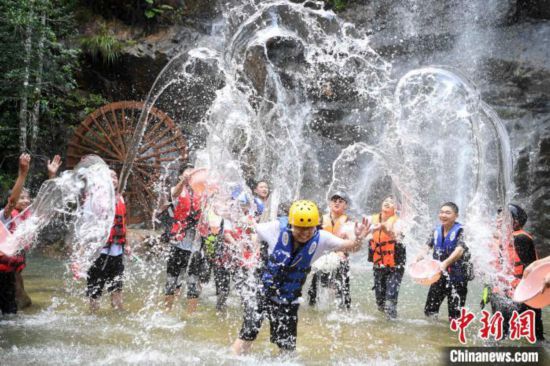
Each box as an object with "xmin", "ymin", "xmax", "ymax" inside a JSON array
[
  {"xmin": 19, "ymin": 153, "xmax": 31, "ymax": 175},
  {"xmin": 439, "ymin": 261, "xmax": 448, "ymax": 272},
  {"xmin": 47, "ymin": 155, "xmax": 62, "ymax": 178},
  {"xmin": 179, "ymin": 169, "xmax": 193, "ymax": 183},
  {"xmin": 354, "ymin": 217, "xmax": 371, "ymax": 241}
]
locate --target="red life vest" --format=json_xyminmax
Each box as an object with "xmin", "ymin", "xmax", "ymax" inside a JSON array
[
  {"xmin": 0, "ymin": 208, "xmax": 30, "ymax": 273},
  {"xmin": 106, "ymin": 196, "xmax": 127, "ymax": 247},
  {"xmin": 170, "ymin": 187, "xmax": 202, "ymax": 241},
  {"xmin": 8, "ymin": 208, "xmax": 31, "ymax": 233},
  {"xmin": 226, "ymin": 216, "xmax": 258, "ymax": 268},
  {"xmin": 0, "ymin": 252, "xmax": 26, "ymax": 273}
]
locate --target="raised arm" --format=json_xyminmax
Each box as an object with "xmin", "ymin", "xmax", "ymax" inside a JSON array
[
  {"xmin": 3, "ymin": 154, "xmax": 31, "ymax": 218},
  {"xmin": 171, "ymin": 169, "xmax": 193, "ymax": 200},
  {"xmin": 337, "ymin": 217, "xmax": 371, "ymax": 253},
  {"xmin": 47, "ymin": 155, "xmax": 62, "ymax": 179}
]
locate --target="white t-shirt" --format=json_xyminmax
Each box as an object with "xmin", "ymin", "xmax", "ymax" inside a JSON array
[{"xmin": 256, "ymin": 220, "xmax": 347, "ymax": 264}]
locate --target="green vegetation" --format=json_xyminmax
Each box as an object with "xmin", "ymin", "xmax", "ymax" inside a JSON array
[
  {"xmin": 325, "ymin": 0, "xmax": 349, "ymax": 11},
  {"xmin": 80, "ymin": 24, "xmax": 134, "ymax": 64},
  {"xmin": 0, "ymin": 0, "xmax": 109, "ymax": 184},
  {"xmin": 144, "ymin": 0, "xmax": 174, "ymax": 20}
]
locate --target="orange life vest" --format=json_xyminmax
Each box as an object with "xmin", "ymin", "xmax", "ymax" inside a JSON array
[
  {"xmin": 369, "ymin": 213, "xmax": 399, "ymax": 268},
  {"xmin": 322, "ymin": 213, "xmax": 348, "ymax": 238},
  {"xmin": 493, "ymin": 229, "xmax": 536, "ymax": 297},
  {"xmin": 508, "ymin": 230, "xmax": 535, "ymax": 290}
]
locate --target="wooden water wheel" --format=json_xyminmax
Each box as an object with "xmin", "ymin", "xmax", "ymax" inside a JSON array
[{"xmin": 66, "ymin": 101, "xmax": 187, "ymax": 223}]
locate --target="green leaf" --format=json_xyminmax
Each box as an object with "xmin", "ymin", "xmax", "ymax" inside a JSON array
[
  {"xmin": 144, "ymin": 9, "xmax": 156, "ymax": 18},
  {"xmin": 160, "ymin": 5, "xmax": 174, "ymax": 10},
  {"xmin": 145, "ymin": 0, "xmax": 154, "ymax": 4}
]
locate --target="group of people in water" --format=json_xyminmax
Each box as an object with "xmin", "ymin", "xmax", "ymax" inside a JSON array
[{"xmin": 0, "ymin": 153, "xmax": 547, "ymax": 354}]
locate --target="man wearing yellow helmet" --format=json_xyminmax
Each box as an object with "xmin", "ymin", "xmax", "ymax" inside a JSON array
[{"xmin": 231, "ymin": 200, "xmax": 370, "ymax": 355}]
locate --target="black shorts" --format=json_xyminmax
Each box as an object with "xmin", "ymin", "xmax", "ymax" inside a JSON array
[
  {"xmin": 239, "ymin": 295, "xmax": 299, "ymax": 351},
  {"xmin": 86, "ymin": 254, "xmax": 124, "ymax": 299},
  {"xmin": 165, "ymin": 246, "xmax": 192, "ymax": 295},
  {"xmin": 0, "ymin": 271, "xmax": 17, "ymax": 315}
]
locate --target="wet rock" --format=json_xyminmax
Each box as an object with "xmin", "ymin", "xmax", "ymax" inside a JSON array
[
  {"xmin": 243, "ymin": 45, "xmax": 268, "ymax": 95},
  {"xmin": 266, "ymin": 36, "xmax": 305, "ymax": 67}
]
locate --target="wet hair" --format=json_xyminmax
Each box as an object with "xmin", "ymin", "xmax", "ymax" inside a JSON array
[
  {"xmin": 178, "ymin": 162, "xmax": 194, "ymax": 174},
  {"xmin": 508, "ymin": 203, "xmax": 527, "ymax": 228},
  {"xmin": 252, "ymin": 179, "xmax": 270, "ymax": 190},
  {"xmin": 440, "ymin": 202, "xmax": 459, "ymax": 214}
]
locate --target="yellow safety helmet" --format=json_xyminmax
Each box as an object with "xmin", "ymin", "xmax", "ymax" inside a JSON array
[{"xmin": 288, "ymin": 200, "xmax": 320, "ymax": 227}]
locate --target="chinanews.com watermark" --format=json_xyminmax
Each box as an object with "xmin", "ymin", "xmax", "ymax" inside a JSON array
[
  {"xmin": 444, "ymin": 347, "xmax": 547, "ymax": 366},
  {"xmin": 442, "ymin": 308, "xmax": 548, "ymax": 365}
]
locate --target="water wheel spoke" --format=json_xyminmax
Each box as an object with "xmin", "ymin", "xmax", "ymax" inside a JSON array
[
  {"xmin": 132, "ymin": 162, "xmax": 180, "ymax": 176},
  {"xmin": 133, "ymin": 165, "xmax": 161, "ymax": 184},
  {"xmin": 80, "ymin": 120, "xmax": 122, "ymax": 158},
  {"xmin": 141, "ymin": 122, "xmax": 173, "ymax": 149},
  {"xmin": 90, "ymin": 115, "xmax": 124, "ymax": 159},
  {"xmin": 136, "ymin": 146, "xmax": 182, "ymax": 161},
  {"xmin": 133, "ymin": 179, "xmax": 156, "ymax": 211},
  {"xmin": 141, "ymin": 116, "xmax": 167, "ymax": 145},
  {"xmin": 70, "ymin": 132, "xmax": 120, "ymax": 161},
  {"xmin": 121, "ymin": 108, "xmax": 127, "ymax": 133},
  {"xmin": 141, "ymin": 135, "xmax": 181, "ymax": 155},
  {"xmin": 109, "ymin": 107, "xmax": 127, "ymax": 156}
]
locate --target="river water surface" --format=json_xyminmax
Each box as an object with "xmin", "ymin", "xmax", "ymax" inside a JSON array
[{"xmin": 1, "ymin": 253, "xmax": 548, "ymax": 365}]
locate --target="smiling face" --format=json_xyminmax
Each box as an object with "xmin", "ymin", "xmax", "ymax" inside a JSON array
[
  {"xmin": 381, "ymin": 196, "xmax": 396, "ymax": 216},
  {"xmin": 439, "ymin": 205, "xmax": 458, "ymax": 227},
  {"xmin": 291, "ymin": 225, "xmax": 317, "ymax": 244},
  {"xmin": 254, "ymin": 181, "xmax": 269, "ymax": 200},
  {"xmin": 15, "ymin": 189, "xmax": 31, "ymax": 211}
]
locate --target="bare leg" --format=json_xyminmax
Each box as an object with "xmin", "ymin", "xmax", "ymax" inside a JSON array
[
  {"xmin": 90, "ymin": 298, "xmax": 100, "ymax": 313},
  {"xmin": 111, "ymin": 290, "xmax": 123, "ymax": 310},
  {"xmin": 187, "ymin": 298, "xmax": 199, "ymax": 314},
  {"xmin": 164, "ymin": 294, "xmax": 175, "ymax": 311},
  {"xmin": 231, "ymin": 338, "xmax": 253, "ymax": 355}
]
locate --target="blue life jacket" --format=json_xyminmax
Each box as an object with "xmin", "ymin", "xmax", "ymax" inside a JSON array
[
  {"xmin": 432, "ymin": 222, "xmax": 465, "ymax": 282},
  {"xmin": 254, "ymin": 197, "xmax": 265, "ymax": 216},
  {"xmin": 277, "ymin": 216, "xmax": 288, "ymax": 229},
  {"xmin": 262, "ymin": 227, "xmax": 320, "ymax": 304}
]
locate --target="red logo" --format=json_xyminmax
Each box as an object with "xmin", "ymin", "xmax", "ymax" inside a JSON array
[
  {"xmin": 479, "ymin": 310, "xmax": 504, "ymax": 341},
  {"xmin": 450, "ymin": 308, "xmax": 476, "ymax": 344},
  {"xmin": 509, "ymin": 310, "xmax": 536, "ymax": 344}
]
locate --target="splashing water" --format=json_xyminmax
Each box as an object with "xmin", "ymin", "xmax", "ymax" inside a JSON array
[
  {"xmin": 4, "ymin": 1, "xmax": 542, "ymax": 365},
  {"xmin": 4, "ymin": 155, "xmax": 115, "ymax": 275}
]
